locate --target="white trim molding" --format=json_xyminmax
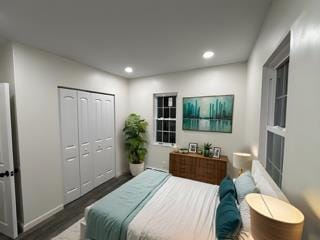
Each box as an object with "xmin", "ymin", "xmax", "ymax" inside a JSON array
[{"xmin": 22, "ymin": 204, "xmax": 64, "ymax": 232}]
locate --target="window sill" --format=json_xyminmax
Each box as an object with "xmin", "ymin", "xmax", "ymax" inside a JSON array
[
  {"xmin": 152, "ymin": 142, "xmax": 175, "ymax": 148},
  {"xmin": 267, "ymin": 125, "xmax": 286, "ymax": 137}
]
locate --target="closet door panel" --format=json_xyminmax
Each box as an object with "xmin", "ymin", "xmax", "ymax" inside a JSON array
[
  {"xmin": 91, "ymin": 93, "xmax": 106, "ymax": 187},
  {"xmin": 59, "ymin": 89, "xmax": 81, "ymax": 204},
  {"xmin": 91, "ymin": 93, "xmax": 115, "ymax": 187},
  {"xmin": 78, "ymin": 91, "xmax": 94, "ymax": 195},
  {"xmin": 104, "ymin": 95, "xmax": 115, "ymax": 179}
]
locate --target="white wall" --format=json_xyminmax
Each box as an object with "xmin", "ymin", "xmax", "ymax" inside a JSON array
[
  {"xmin": 129, "ymin": 63, "xmax": 248, "ymax": 173},
  {"xmin": 10, "ymin": 43, "xmax": 129, "ymax": 230},
  {"xmin": 283, "ymin": 1, "xmax": 320, "ymax": 238},
  {"xmin": 245, "ymin": 0, "xmax": 320, "ymax": 238},
  {"xmin": 0, "ymin": 44, "xmax": 14, "ymax": 88},
  {"xmin": 244, "ymin": 0, "xmax": 305, "ymax": 157}
]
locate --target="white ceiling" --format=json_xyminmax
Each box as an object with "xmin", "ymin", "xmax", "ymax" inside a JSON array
[{"xmin": 0, "ymin": 0, "xmax": 271, "ymax": 78}]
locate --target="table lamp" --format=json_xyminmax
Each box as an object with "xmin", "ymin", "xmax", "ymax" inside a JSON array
[
  {"xmin": 246, "ymin": 193, "xmax": 304, "ymax": 240},
  {"xmin": 233, "ymin": 152, "xmax": 252, "ymax": 175}
]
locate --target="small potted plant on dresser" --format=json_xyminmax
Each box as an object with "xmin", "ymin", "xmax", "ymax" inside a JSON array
[
  {"xmin": 203, "ymin": 142, "xmax": 212, "ymax": 157},
  {"xmin": 123, "ymin": 113, "xmax": 148, "ymax": 176}
]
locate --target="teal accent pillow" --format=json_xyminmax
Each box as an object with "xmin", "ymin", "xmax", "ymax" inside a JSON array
[
  {"xmin": 216, "ymin": 193, "xmax": 242, "ymax": 240},
  {"xmin": 219, "ymin": 177, "xmax": 237, "ymax": 201},
  {"xmin": 235, "ymin": 171, "xmax": 259, "ymax": 202}
]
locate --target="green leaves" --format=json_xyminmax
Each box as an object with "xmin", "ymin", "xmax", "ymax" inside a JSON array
[
  {"xmin": 204, "ymin": 142, "xmax": 212, "ymax": 150},
  {"xmin": 123, "ymin": 113, "xmax": 148, "ymax": 164}
]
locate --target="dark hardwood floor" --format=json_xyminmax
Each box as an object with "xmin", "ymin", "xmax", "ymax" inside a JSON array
[{"xmin": 0, "ymin": 174, "xmax": 132, "ymax": 240}]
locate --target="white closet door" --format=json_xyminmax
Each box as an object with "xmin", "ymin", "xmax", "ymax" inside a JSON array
[
  {"xmin": 91, "ymin": 93, "xmax": 115, "ymax": 187},
  {"xmin": 77, "ymin": 91, "xmax": 94, "ymax": 195},
  {"xmin": 59, "ymin": 89, "xmax": 81, "ymax": 204},
  {"xmin": 103, "ymin": 95, "xmax": 115, "ymax": 180}
]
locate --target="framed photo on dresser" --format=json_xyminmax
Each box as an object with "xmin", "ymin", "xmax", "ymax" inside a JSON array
[
  {"xmin": 213, "ymin": 147, "xmax": 221, "ymax": 158},
  {"xmin": 188, "ymin": 143, "xmax": 198, "ymax": 153}
]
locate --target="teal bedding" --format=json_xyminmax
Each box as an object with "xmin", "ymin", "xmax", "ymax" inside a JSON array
[{"xmin": 85, "ymin": 169, "xmax": 170, "ymax": 240}]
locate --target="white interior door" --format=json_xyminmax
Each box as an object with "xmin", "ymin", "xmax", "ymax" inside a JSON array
[
  {"xmin": 91, "ymin": 93, "xmax": 115, "ymax": 187},
  {"xmin": 59, "ymin": 89, "xmax": 81, "ymax": 204},
  {"xmin": 0, "ymin": 83, "xmax": 18, "ymax": 239},
  {"xmin": 77, "ymin": 91, "xmax": 94, "ymax": 195}
]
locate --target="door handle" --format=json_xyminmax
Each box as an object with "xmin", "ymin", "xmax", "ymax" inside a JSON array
[
  {"xmin": 0, "ymin": 169, "xmax": 18, "ymax": 178},
  {"xmin": 0, "ymin": 171, "xmax": 9, "ymax": 178}
]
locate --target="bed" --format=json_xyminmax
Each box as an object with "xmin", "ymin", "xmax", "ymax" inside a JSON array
[{"xmin": 80, "ymin": 160, "xmax": 288, "ymax": 240}]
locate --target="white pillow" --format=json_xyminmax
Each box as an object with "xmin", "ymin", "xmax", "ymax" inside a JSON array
[{"xmin": 251, "ymin": 160, "xmax": 288, "ymax": 202}]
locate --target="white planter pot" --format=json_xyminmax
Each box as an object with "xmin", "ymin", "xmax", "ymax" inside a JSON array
[{"xmin": 129, "ymin": 162, "xmax": 145, "ymax": 176}]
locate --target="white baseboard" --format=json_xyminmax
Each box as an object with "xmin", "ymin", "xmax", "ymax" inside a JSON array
[{"xmin": 23, "ymin": 204, "xmax": 64, "ymax": 232}]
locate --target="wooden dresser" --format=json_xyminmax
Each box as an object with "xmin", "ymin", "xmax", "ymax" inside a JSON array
[{"xmin": 169, "ymin": 152, "xmax": 228, "ymax": 185}]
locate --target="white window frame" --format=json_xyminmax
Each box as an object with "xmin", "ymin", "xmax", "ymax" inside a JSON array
[
  {"xmin": 153, "ymin": 93, "xmax": 177, "ymax": 147},
  {"xmin": 266, "ymin": 55, "xmax": 289, "ymax": 138},
  {"xmin": 259, "ymin": 33, "xmax": 290, "ymax": 188}
]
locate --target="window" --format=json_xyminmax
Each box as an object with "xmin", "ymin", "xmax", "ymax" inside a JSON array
[
  {"xmin": 154, "ymin": 94, "xmax": 177, "ymax": 145},
  {"xmin": 266, "ymin": 58, "xmax": 289, "ymax": 187}
]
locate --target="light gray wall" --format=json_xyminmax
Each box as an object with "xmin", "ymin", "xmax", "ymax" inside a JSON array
[
  {"xmin": 129, "ymin": 63, "xmax": 248, "ymax": 173},
  {"xmin": 0, "ymin": 44, "xmax": 14, "ymax": 88},
  {"xmin": 283, "ymin": 1, "xmax": 320, "ymax": 238},
  {"xmin": 10, "ymin": 43, "xmax": 129, "ymax": 229},
  {"xmin": 244, "ymin": 0, "xmax": 305, "ymax": 157},
  {"xmin": 245, "ymin": 0, "xmax": 320, "ymax": 238}
]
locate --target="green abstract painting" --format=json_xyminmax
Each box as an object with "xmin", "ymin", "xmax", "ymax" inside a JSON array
[{"xmin": 183, "ymin": 95, "xmax": 234, "ymax": 133}]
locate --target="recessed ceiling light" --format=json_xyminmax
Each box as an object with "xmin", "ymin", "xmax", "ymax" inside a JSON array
[
  {"xmin": 124, "ymin": 66, "xmax": 133, "ymax": 73},
  {"xmin": 202, "ymin": 51, "xmax": 215, "ymax": 59}
]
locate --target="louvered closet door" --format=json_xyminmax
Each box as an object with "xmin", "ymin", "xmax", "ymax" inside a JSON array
[
  {"xmin": 78, "ymin": 91, "xmax": 94, "ymax": 195},
  {"xmin": 91, "ymin": 93, "xmax": 115, "ymax": 187},
  {"xmin": 59, "ymin": 89, "xmax": 81, "ymax": 204}
]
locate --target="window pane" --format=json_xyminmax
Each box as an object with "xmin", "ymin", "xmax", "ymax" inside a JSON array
[
  {"xmin": 164, "ymin": 108, "xmax": 169, "ymax": 118},
  {"xmin": 272, "ymin": 166, "xmax": 282, "ymax": 187},
  {"xmin": 156, "ymin": 120, "xmax": 163, "ymax": 131},
  {"xmin": 157, "ymin": 97, "xmax": 163, "ymax": 107},
  {"xmin": 283, "ymin": 63, "xmax": 289, "ymax": 95},
  {"xmin": 276, "ymin": 67, "xmax": 284, "ymax": 97},
  {"xmin": 164, "ymin": 97, "xmax": 169, "ymax": 107},
  {"xmin": 156, "ymin": 131, "xmax": 162, "ymax": 142},
  {"xmin": 266, "ymin": 132, "xmax": 284, "ymax": 187},
  {"xmin": 172, "ymin": 96, "xmax": 176, "ymax": 107},
  {"xmin": 274, "ymin": 98, "xmax": 287, "ymax": 128},
  {"xmin": 169, "ymin": 120, "xmax": 176, "ymax": 132},
  {"xmin": 274, "ymin": 59, "xmax": 289, "ymax": 127},
  {"xmin": 170, "ymin": 107, "xmax": 176, "ymax": 118},
  {"xmin": 169, "ymin": 132, "xmax": 176, "ymax": 144},
  {"xmin": 163, "ymin": 120, "xmax": 169, "ymax": 131},
  {"xmin": 157, "ymin": 108, "xmax": 163, "ymax": 118},
  {"xmin": 266, "ymin": 160, "xmax": 272, "ymax": 173},
  {"xmin": 163, "ymin": 131, "xmax": 169, "ymax": 143}
]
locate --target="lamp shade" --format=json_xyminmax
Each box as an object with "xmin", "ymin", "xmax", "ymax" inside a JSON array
[
  {"xmin": 246, "ymin": 193, "xmax": 304, "ymax": 240},
  {"xmin": 233, "ymin": 152, "xmax": 252, "ymax": 171}
]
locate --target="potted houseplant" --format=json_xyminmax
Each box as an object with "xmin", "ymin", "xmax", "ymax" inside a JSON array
[
  {"xmin": 123, "ymin": 113, "xmax": 148, "ymax": 176},
  {"xmin": 203, "ymin": 142, "xmax": 212, "ymax": 157}
]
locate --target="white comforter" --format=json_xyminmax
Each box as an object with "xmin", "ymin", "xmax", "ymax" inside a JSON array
[{"xmin": 127, "ymin": 176, "xmax": 219, "ymax": 240}]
